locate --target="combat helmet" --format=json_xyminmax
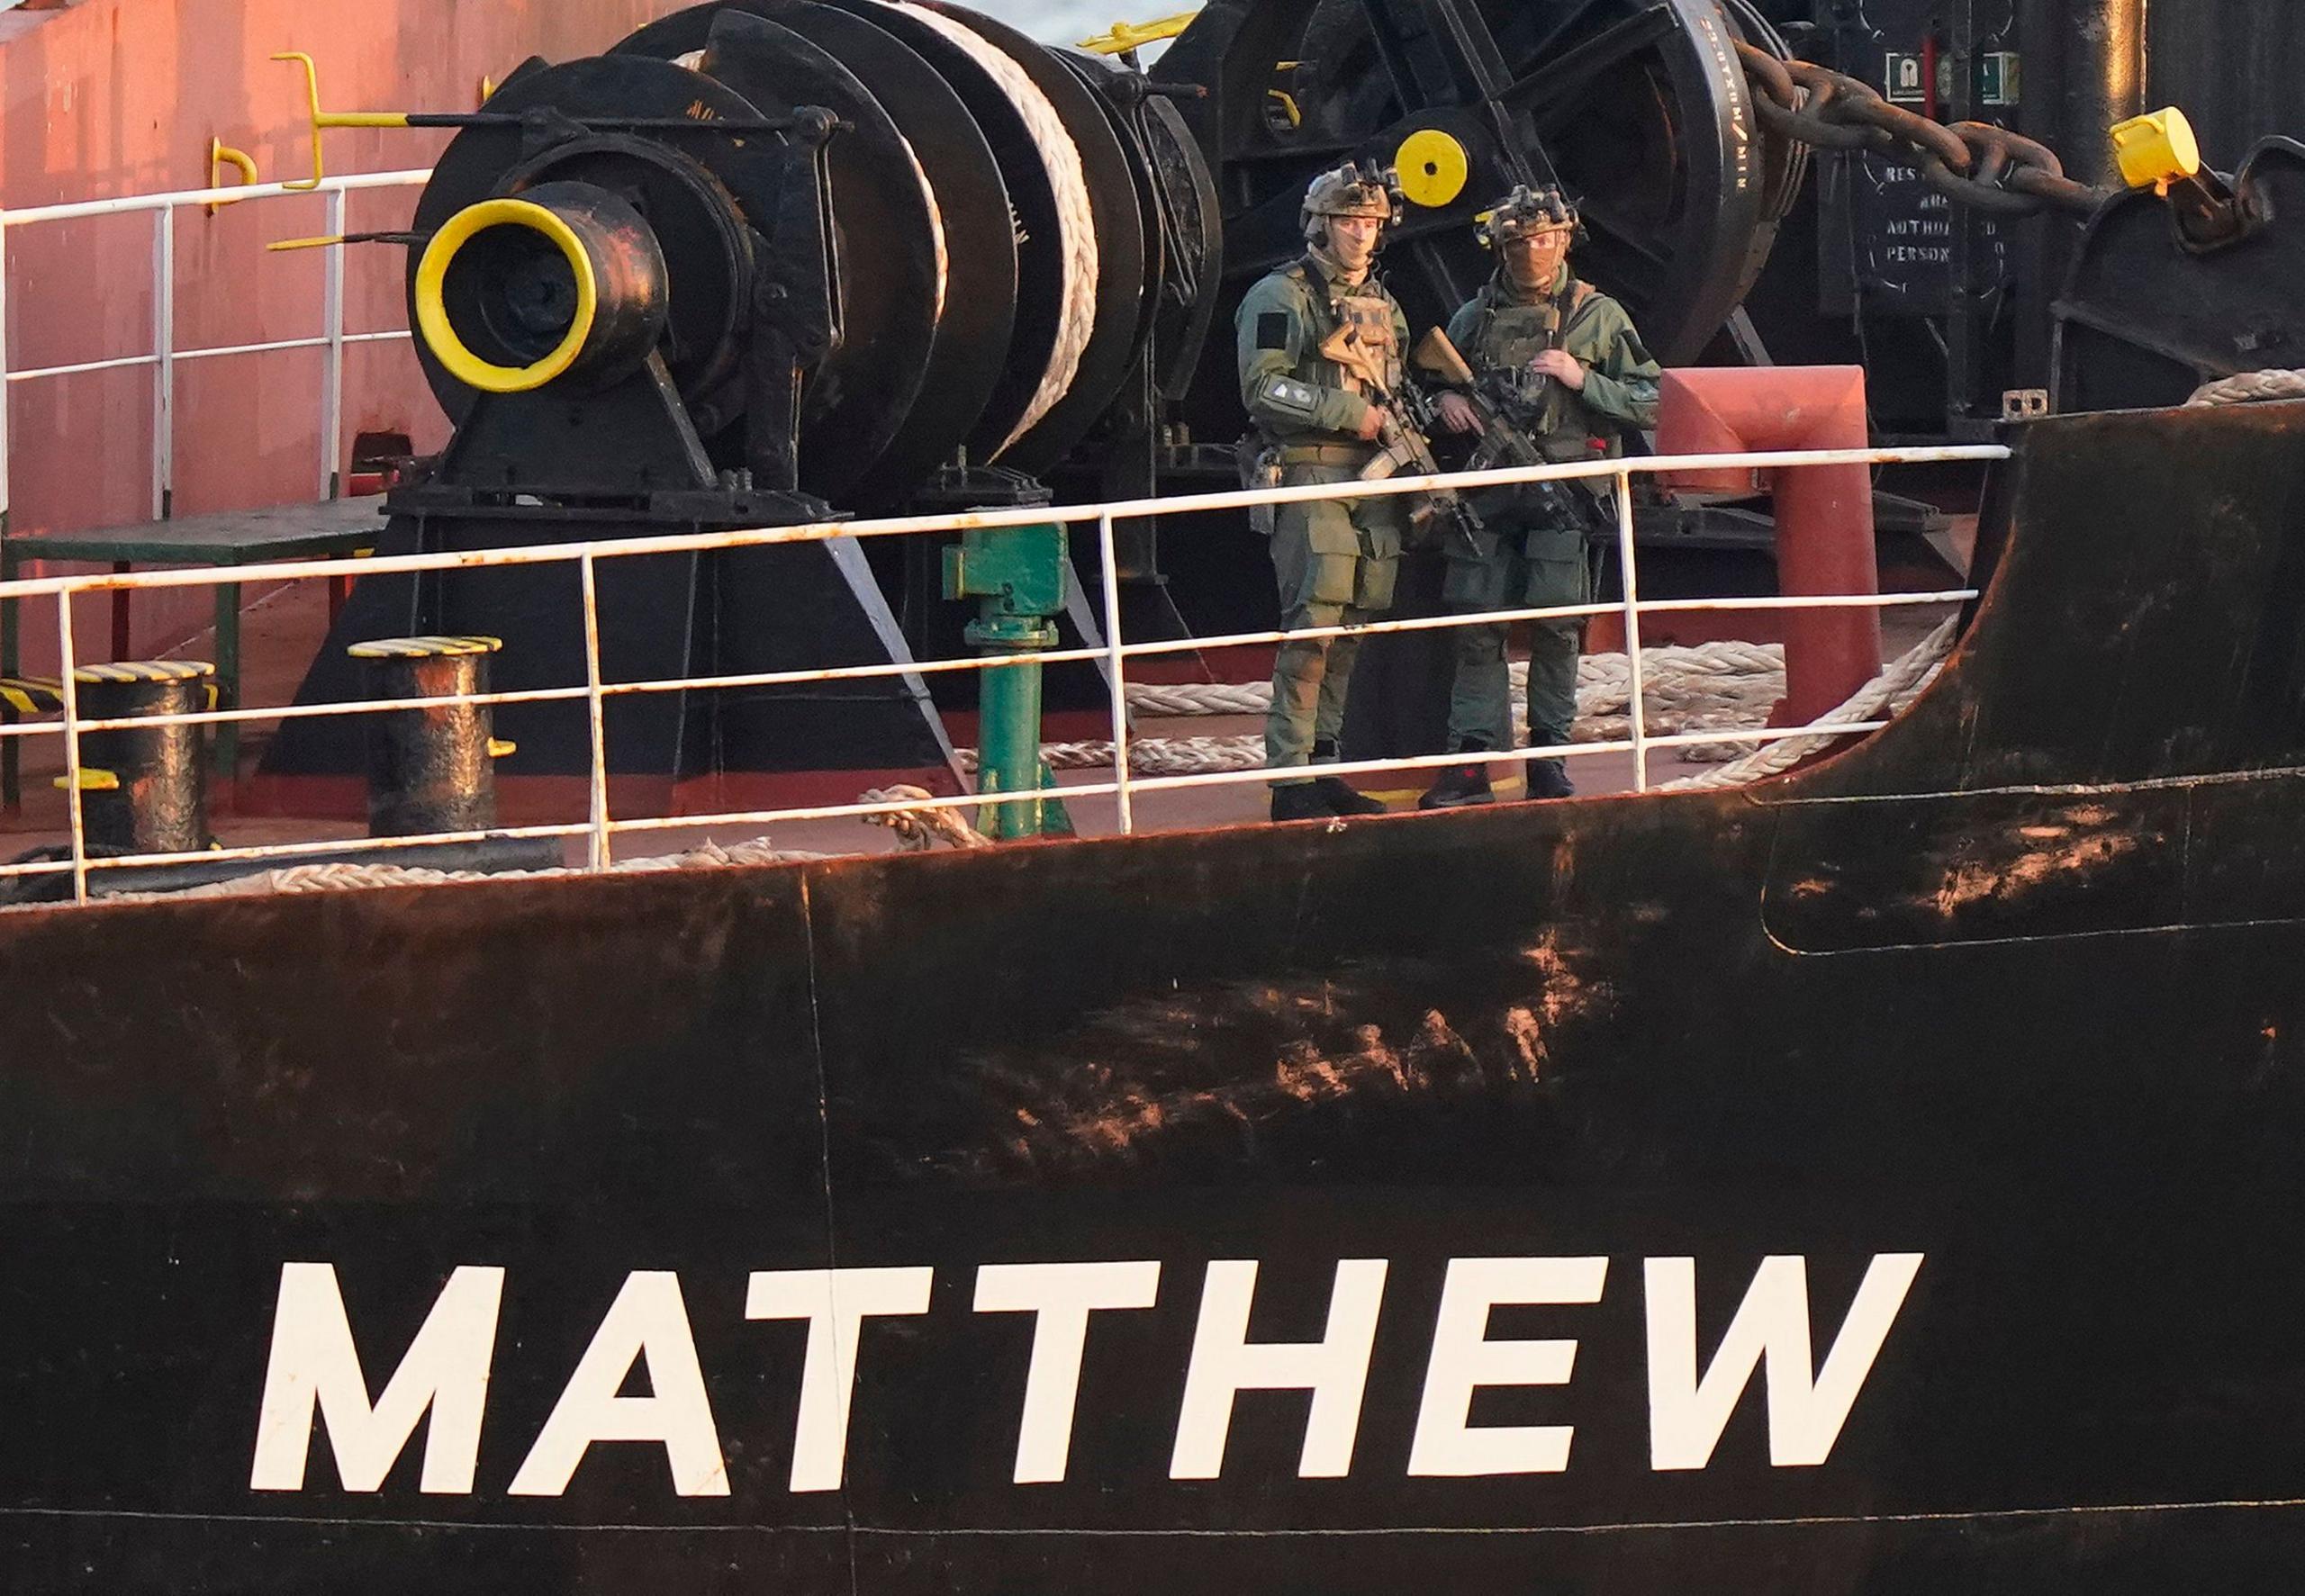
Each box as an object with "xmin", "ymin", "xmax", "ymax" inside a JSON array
[
  {"xmin": 1300, "ymin": 160, "xmax": 1405, "ymax": 239},
  {"xmin": 1476, "ymin": 184, "xmax": 1582, "ymax": 248}
]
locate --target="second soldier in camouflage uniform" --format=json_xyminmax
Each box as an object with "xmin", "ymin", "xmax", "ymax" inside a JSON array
[
  {"xmin": 1422, "ymin": 185, "xmax": 1660, "ymax": 806},
  {"xmin": 1235, "ymin": 162, "xmax": 1409, "ymax": 822}
]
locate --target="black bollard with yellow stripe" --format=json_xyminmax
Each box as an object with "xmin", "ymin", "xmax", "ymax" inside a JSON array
[
  {"xmin": 65, "ymin": 661, "xmax": 214, "ymax": 854},
  {"xmin": 348, "ymin": 636, "xmax": 513, "ymax": 838}
]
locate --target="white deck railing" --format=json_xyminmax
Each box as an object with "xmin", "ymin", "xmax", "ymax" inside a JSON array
[
  {"xmin": 0, "ymin": 443, "xmax": 2005, "ymax": 903},
  {"xmin": 0, "ymin": 167, "xmax": 433, "ymax": 522}
]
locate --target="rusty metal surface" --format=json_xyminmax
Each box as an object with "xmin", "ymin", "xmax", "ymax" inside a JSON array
[{"xmin": 5, "ymin": 405, "xmax": 2305, "ymax": 1588}]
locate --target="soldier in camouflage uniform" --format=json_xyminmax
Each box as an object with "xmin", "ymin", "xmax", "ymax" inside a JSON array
[
  {"xmin": 1420, "ymin": 184, "xmax": 1661, "ymax": 807},
  {"xmin": 1235, "ymin": 161, "xmax": 1411, "ymax": 822}
]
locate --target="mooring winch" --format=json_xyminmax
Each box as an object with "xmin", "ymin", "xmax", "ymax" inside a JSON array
[{"xmin": 263, "ymin": 0, "xmax": 1244, "ymax": 785}]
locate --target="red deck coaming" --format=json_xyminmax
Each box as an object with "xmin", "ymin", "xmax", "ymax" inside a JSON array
[{"xmin": 0, "ymin": 0, "xmax": 689, "ymax": 672}]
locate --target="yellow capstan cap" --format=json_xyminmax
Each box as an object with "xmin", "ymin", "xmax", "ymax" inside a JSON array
[{"xmin": 2111, "ymin": 108, "xmax": 2203, "ymax": 192}]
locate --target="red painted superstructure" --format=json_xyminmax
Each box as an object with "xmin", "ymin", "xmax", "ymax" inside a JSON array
[{"xmin": 0, "ymin": 0, "xmax": 682, "ymax": 670}]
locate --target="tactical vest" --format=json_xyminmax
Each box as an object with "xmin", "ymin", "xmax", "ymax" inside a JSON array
[
  {"xmin": 1469, "ymin": 276, "xmax": 1597, "ymax": 455},
  {"xmin": 1288, "ymin": 261, "xmax": 1404, "ymax": 401}
]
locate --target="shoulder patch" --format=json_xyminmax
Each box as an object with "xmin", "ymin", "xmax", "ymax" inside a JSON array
[{"xmin": 1257, "ymin": 312, "xmax": 1290, "ymax": 351}]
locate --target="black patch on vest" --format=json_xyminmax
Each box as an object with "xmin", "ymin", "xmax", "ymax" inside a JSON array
[{"xmin": 1257, "ymin": 313, "xmax": 1290, "ymax": 351}]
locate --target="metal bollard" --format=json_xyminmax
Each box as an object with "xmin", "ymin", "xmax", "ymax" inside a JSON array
[
  {"xmin": 64, "ymin": 661, "xmax": 214, "ymax": 853},
  {"xmin": 348, "ymin": 636, "xmax": 511, "ymax": 837}
]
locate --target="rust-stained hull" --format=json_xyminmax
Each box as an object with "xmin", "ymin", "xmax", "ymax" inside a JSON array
[{"xmin": 6, "ymin": 403, "xmax": 2305, "ymax": 1591}]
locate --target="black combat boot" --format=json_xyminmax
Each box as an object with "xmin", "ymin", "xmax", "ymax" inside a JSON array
[
  {"xmin": 1523, "ymin": 757, "xmax": 1575, "ymax": 800},
  {"xmin": 1308, "ymin": 740, "xmax": 1389, "ymax": 816},
  {"xmin": 1418, "ymin": 739, "xmax": 1496, "ymax": 809},
  {"xmin": 1270, "ymin": 781, "xmax": 1333, "ymax": 822}
]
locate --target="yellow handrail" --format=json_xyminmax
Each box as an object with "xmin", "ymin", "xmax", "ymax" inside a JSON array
[
  {"xmin": 205, "ymin": 138, "xmax": 260, "ymax": 214},
  {"xmin": 272, "ymin": 51, "xmax": 416, "ymax": 191}
]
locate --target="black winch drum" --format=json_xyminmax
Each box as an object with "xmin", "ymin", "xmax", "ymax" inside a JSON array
[{"xmin": 68, "ymin": 660, "xmax": 213, "ymax": 855}]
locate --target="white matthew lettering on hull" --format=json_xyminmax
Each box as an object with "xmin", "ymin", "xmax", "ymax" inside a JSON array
[
  {"xmin": 249, "ymin": 1262, "xmax": 503, "ymax": 1493},
  {"xmin": 1170, "ymin": 1258, "xmax": 1389, "ymax": 1480},
  {"xmin": 1645, "ymin": 1253, "xmax": 1924, "ymax": 1470},
  {"xmin": 1408, "ymin": 1256, "xmax": 1609, "ymax": 1476},
  {"xmin": 746, "ymin": 1267, "xmax": 936, "ymax": 1492},
  {"xmin": 508, "ymin": 1271, "xmax": 728, "ymax": 1497},
  {"xmin": 975, "ymin": 1260, "xmax": 1162, "ymax": 1483}
]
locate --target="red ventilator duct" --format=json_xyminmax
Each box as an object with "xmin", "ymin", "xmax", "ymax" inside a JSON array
[{"xmin": 1648, "ymin": 365, "xmax": 1881, "ymax": 726}]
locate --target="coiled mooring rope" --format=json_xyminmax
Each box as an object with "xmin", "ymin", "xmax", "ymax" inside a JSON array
[
  {"xmin": 2186, "ymin": 369, "xmax": 2305, "ymax": 407},
  {"xmin": 894, "ymin": 1, "xmax": 1098, "ymax": 458},
  {"xmin": 957, "ymin": 627, "xmax": 1951, "ymax": 780}
]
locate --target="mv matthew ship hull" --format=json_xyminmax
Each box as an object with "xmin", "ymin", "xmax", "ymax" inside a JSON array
[{"xmin": 3, "ymin": 401, "xmax": 2305, "ymax": 1591}]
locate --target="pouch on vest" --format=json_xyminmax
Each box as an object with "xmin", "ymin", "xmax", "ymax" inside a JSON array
[{"xmin": 1237, "ymin": 437, "xmax": 1283, "ymax": 536}]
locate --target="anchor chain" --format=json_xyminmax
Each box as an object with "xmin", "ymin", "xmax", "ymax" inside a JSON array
[{"xmin": 1733, "ymin": 40, "xmax": 2114, "ymax": 219}]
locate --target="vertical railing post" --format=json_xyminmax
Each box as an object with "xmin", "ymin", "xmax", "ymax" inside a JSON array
[
  {"xmin": 150, "ymin": 206, "xmax": 176, "ymax": 521},
  {"xmin": 1614, "ymin": 466, "xmax": 1650, "ymax": 792},
  {"xmin": 1, "ymin": 218, "xmax": 15, "ymax": 811},
  {"xmin": 579, "ymin": 550, "xmax": 612, "ymax": 870},
  {"xmin": 54, "ymin": 591, "xmax": 88, "ymax": 904},
  {"xmin": 0, "ymin": 217, "xmax": 13, "ymax": 541},
  {"xmin": 321, "ymin": 185, "xmax": 347, "ymax": 500},
  {"xmin": 1097, "ymin": 509, "xmax": 1134, "ymax": 834}
]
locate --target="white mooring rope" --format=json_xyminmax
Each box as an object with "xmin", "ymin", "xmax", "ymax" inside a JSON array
[
  {"xmin": 2187, "ymin": 369, "xmax": 2305, "ymax": 407},
  {"xmin": 963, "ymin": 626, "xmax": 1952, "ymax": 781},
  {"xmin": 890, "ymin": 1, "xmax": 1098, "ymax": 458}
]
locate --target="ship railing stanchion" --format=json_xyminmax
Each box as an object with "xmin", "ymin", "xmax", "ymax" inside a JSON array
[
  {"xmin": 580, "ymin": 550, "xmax": 611, "ymax": 870},
  {"xmin": 1614, "ymin": 464, "xmax": 1649, "ymax": 792},
  {"xmin": 321, "ymin": 185, "xmax": 347, "ymax": 500},
  {"xmin": 1098, "ymin": 509, "xmax": 1134, "ymax": 834},
  {"xmin": 2, "ymin": 213, "xmax": 15, "ymax": 812},
  {"xmin": 55, "ymin": 591, "xmax": 89, "ymax": 904},
  {"xmin": 151, "ymin": 207, "xmax": 175, "ymax": 523}
]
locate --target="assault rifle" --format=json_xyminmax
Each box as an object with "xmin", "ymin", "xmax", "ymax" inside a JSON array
[
  {"xmin": 1408, "ymin": 329, "xmax": 1610, "ymax": 537},
  {"xmin": 1315, "ymin": 323, "xmax": 1486, "ymax": 554}
]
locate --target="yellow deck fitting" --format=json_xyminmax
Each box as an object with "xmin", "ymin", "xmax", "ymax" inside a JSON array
[
  {"xmin": 347, "ymin": 635, "xmax": 505, "ymax": 659},
  {"xmin": 273, "ymin": 51, "xmax": 415, "ymax": 190},
  {"xmin": 0, "ymin": 678, "xmax": 63, "ymax": 717},
  {"xmin": 206, "ymin": 139, "xmax": 259, "ymax": 214},
  {"xmin": 1396, "ymin": 129, "xmax": 1469, "ymax": 207},
  {"xmin": 2111, "ymin": 108, "xmax": 2203, "ymax": 193},
  {"xmin": 1076, "ymin": 11, "xmax": 1198, "ymax": 56},
  {"xmin": 70, "ymin": 661, "xmax": 214, "ymax": 683},
  {"xmin": 53, "ymin": 769, "xmax": 120, "ymax": 792}
]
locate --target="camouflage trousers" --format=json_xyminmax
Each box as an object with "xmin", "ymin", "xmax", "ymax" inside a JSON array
[
  {"xmin": 1264, "ymin": 464, "xmax": 1406, "ymax": 777},
  {"xmin": 1441, "ymin": 518, "xmax": 1588, "ymax": 753}
]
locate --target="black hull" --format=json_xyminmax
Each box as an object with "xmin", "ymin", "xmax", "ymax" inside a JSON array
[{"xmin": 6, "ymin": 404, "xmax": 2305, "ymax": 1591}]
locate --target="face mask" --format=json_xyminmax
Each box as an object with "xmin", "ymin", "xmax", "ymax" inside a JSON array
[{"xmin": 1504, "ymin": 233, "xmax": 1568, "ymax": 291}]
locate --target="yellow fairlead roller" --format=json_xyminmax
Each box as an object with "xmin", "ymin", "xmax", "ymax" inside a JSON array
[
  {"xmin": 413, "ymin": 181, "xmax": 671, "ymax": 397},
  {"xmin": 1395, "ymin": 128, "xmax": 1469, "ymax": 208}
]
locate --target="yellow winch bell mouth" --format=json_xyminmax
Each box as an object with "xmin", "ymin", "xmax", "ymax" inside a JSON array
[{"xmin": 414, "ymin": 197, "xmax": 600, "ymax": 393}]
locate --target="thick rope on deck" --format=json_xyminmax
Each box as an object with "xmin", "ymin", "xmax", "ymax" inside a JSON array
[
  {"xmin": 1656, "ymin": 616, "xmax": 1957, "ymax": 790},
  {"xmin": 857, "ymin": 784, "xmax": 993, "ymax": 850},
  {"xmin": 1120, "ymin": 641, "xmax": 1786, "ymax": 740},
  {"xmin": 119, "ymin": 837, "xmax": 838, "ymax": 901},
  {"xmin": 2187, "ymin": 369, "xmax": 2305, "ymax": 407},
  {"xmin": 992, "ymin": 627, "xmax": 1948, "ymax": 782}
]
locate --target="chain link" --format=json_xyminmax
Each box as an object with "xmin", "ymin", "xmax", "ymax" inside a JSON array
[{"xmin": 1732, "ymin": 40, "xmax": 2114, "ymax": 219}]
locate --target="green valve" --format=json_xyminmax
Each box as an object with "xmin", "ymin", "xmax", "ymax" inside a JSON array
[{"xmin": 944, "ymin": 524, "xmax": 1074, "ymax": 840}]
